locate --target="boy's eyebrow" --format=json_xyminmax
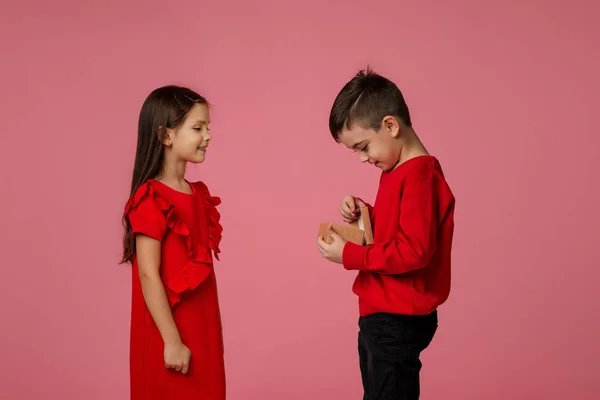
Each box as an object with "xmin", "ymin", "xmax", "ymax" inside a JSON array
[
  {"xmin": 352, "ymin": 140, "xmax": 365, "ymax": 149},
  {"xmin": 192, "ymin": 119, "xmax": 210, "ymax": 125}
]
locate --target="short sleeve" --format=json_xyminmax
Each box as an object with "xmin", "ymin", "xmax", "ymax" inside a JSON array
[{"xmin": 125, "ymin": 185, "xmax": 168, "ymax": 242}]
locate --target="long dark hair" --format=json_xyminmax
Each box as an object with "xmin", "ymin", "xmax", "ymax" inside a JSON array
[{"xmin": 121, "ymin": 85, "xmax": 208, "ymax": 264}]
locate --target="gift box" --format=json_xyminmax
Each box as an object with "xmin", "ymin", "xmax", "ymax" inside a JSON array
[{"xmin": 318, "ymin": 206, "xmax": 374, "ymax": 246}]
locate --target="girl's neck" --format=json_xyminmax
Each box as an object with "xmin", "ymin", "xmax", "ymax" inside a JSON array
[{"xmin": 158, "ymin": 159, "xmax": 187, "ymax": 185}]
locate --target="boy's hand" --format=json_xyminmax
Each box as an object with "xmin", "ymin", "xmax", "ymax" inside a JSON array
[
  {"xmin": 340, "ymin": 195, "xmax": 366, "ymax": 223},
  {"xmin": 164, "ymin": 341, "xmax": 191, "ymax": 374},
  {"xmin": 316, "ymin": 225, "xmax": 347, "ymax": 264}
]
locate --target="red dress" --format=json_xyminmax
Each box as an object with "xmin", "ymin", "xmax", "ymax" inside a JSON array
[{"xmin": 124, "ymin": 179, "xmax": 226, "ymax": 400}]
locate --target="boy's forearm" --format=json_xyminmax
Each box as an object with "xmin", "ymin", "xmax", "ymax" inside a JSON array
[
  {"xmin": 343, "ymin": 238, "xmax": 435, "ymax": 274},
  {"xmin": 139, "ymin": 274, "xmax": 181, "ymax": 345},
  {"xmin": 344, "ymin": 179, "xmax": 436, "ymax": 274}
]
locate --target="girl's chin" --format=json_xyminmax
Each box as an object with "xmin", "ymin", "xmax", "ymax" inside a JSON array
[{"xmin": 187, "ymin": 153, "xmax": 206, "ymax": 164}]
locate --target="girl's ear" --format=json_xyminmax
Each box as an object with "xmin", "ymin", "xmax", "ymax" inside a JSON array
[{"xmin": 158, "ymin": 126, "xmax": 172, "ymax": 147}]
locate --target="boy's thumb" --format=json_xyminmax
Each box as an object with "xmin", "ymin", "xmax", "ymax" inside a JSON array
[{"xmin": 328, "ymin": 225, "xmax": 339, "ymax": 236}]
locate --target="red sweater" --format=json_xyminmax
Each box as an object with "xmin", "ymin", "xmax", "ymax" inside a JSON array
[{"xmin": 342, "ymin": 156, "xmax": 455, "ymax": 316}]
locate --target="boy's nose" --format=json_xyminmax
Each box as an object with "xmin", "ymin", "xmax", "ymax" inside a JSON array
[{"xmin": 360, "ymin": 154, "xmax": 369, "ymax": 163}]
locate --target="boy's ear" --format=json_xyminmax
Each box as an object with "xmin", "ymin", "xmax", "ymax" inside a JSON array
[{"xmin": 382, "ymin": 116, "xmax": 401, "ymax": 138}]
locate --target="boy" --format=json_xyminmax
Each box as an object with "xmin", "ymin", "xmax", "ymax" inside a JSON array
[{"xmin": 316, "ymin": 68, "xmax": 455, "ymax": 400}]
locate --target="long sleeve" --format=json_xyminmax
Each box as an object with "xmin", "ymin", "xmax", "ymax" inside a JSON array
[{"xmin": 342, "ymin": 178, "xmax": 437, "ymax": 274}]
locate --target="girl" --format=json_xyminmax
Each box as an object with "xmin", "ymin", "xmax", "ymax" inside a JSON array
[{"xmin": 121, "ymin": 86, "xmax": 225, "ymax": 399}]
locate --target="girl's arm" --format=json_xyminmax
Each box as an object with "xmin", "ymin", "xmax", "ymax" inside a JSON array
[{"xmin": 136, "ymin": 234, "xmax": 190, "ymax": 373}]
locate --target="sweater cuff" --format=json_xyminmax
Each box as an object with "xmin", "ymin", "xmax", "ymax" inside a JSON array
[{"xmin": 342, "ymin": 241, "xmax": 368, "ymax": 271}]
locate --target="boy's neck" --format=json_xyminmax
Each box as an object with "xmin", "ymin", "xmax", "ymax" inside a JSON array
[{"xmin": 394, "ymin": 128, "xmax": 429, "ymax": 170}]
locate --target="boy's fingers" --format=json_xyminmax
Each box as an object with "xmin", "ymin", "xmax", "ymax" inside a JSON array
[
  {"xmin": 343, "ymin": 198, "xmax": 354, "ymax": 211},
  {"xmin": 328, "ymin": 229, "xmax": 340, "ymax": 241},
  {"xmin": 342, "ymin": 207, "xmax": 357, "ymax": 217},
  {"xmin": 316, "ymin": 240, "xmax": 326, "ymax": 256},
  {"xmin": 317, "ymin": 236, "xmax": 327, "ymax": 249},
  {"xmin": 343, "ymin": 214, "xmax": 358, "ymax": 222}
]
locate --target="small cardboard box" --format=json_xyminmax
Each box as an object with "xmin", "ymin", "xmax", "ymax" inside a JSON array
[{"xmin": 318, "ymin": 206, "xmax": 374, "ymax": 246}]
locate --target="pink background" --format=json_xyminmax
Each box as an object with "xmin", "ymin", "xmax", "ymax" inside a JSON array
[{"xmin": 1, "ymin": 0, "xmax": 599, "ymax": 399}]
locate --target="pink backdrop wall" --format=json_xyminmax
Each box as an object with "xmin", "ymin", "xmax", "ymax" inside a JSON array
[{"xmin": 1, "ymin": 0, "xmax": 599, "ymax": 399}]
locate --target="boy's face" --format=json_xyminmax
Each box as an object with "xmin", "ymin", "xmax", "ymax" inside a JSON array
[{"xmin": 337, "ymin": 116, "xmax": 402, "ymax": 172}]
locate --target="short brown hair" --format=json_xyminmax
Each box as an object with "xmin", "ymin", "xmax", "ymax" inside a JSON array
[{"xmin": 328, "ymin": 67, "xmax": 412, "ymax": 142}]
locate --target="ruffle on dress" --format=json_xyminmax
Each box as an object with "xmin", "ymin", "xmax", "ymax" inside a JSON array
[{"xmin": 124, "ymin": 180, "xmax": 223, "ymax": 307}]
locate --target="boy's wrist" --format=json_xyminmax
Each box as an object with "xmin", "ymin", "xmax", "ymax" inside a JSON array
[{"xmin": 342, "ymin": 241, "xmax": 367, "ymax": 271}]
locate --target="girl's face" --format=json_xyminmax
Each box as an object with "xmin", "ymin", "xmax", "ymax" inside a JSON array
[{"xmin": 164, "ymin": 103, "xmax": 211, "ymax": 164}]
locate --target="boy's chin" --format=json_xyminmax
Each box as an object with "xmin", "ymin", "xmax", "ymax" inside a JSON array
[
  {"xmin": 373, "ymin": 161, "xmax": 386, "ymax": 170},
  {"xmin": 376, "ymin": 162, "xmax": 396, "ymax": 172}
]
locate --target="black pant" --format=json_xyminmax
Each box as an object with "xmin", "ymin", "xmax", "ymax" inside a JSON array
[{"xmin": 358, "ymin": 311, "xmax": 438, "ymax": 400}]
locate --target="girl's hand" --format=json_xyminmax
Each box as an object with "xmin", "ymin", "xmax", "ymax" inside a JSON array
[
  {"xmin": 340, "ymin": 195, "xmax": 366, "ymax": 223},
  {"xmin": 164, "ymin": 341, "xmax": 191, "ymax": 374}
]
